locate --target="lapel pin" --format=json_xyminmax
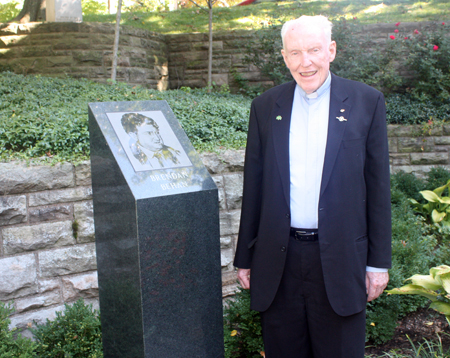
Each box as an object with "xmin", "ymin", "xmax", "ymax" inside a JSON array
[
  {"xmin": 336, "ymin": 116, "xmax": 347, "ymax": 122},
  {"xmin": 340, "ymin": 109, "xmax": 345, "ymax": 112},
  {"xmin": 276, "ymin": 115, "xmax": 282, "ymax": 121}
]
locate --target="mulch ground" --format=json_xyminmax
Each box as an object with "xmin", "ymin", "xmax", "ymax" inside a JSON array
[{"xmin": 365, "ymin": 308, "xmax": 450, "ymax": 357}]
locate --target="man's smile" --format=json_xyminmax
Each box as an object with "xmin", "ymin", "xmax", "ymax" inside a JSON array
[{"xmin": 300, "ymin": 70, "xmax": 317, "ymax": 77}]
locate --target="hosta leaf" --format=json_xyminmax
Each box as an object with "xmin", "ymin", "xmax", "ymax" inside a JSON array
[
  {"xmin": 421, "ymin": 190, "xmax": 443, "ymax": 203},
  {"xmin": 386, "ymin": 284, "xmax": 439, "ymax": 301},
  {"xmin": 432, "ymin": 209, "xmax": 446, "ymax": 223},
  {"xmin": 407, "ymin": 274, "xmax": 441, "ymax": 291}
]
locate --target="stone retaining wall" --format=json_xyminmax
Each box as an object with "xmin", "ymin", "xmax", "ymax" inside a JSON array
[
  {"xmin": 2, "ymin": 124, "xmax": 450, "ymax": 337},
  {"xmin": 0, "ymin": 21, "xmax": 441, "ymax": 92},
  {"xmin": 0, "ymin": 22, "xmax": 169, "ymax": 89}
]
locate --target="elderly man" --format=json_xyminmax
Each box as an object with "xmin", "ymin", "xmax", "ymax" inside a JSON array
[
  {"xmin": 121, "ymin": 112, "xmax": 181, "ymax": 169},
  {"xmin": 234, "ymin": 15, "xmax": 391, "ymax": 357}
]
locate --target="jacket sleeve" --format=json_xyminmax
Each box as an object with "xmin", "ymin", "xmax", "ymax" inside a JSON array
[
  {"xmin": 233, "ymin": 100, "xmax": 264, "ymax": 269},
  {"xmin": 365, "ymin": 92, "xmax": 392, "ymax": 269}
]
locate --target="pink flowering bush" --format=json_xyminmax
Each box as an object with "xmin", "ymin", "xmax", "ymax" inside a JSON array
[{"xmin": 398, "ymin": 22, "xmax": 450, "ymax": 100}]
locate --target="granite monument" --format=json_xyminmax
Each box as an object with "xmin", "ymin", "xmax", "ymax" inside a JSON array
[{"xmin": 89, "ymin": 100, "xmax": 224, "ymax": 357}]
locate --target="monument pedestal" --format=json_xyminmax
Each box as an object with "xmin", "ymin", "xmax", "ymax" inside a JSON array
[{"xmin": 89, "ymin": 101, "xmax": 223, "ymax": 357}]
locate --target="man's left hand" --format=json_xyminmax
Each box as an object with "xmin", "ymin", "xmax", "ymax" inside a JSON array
[{"xmin": 365, "ymin": 271, "xmax": 389, "ymax": 302}]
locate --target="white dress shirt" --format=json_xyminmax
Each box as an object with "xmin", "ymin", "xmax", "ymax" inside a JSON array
[{"xmin": 288, "ymin": 72, "xmax": 386, "ymax": 273}]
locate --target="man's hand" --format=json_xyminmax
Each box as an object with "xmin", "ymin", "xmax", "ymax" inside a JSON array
[
  {"xmin": 366, "ymin": 271, "xmax": 389, "ymax": 302},
  {"xmin": 237, "ymin": 268, "xmax": 251, "ymax": 289}
]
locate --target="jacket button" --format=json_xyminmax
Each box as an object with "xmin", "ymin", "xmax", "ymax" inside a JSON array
[
  {"xmin": 281, "ymin": 246, "xmax": 286, "ymax": 252},
  {"xmin": 285, "ymin": 213, "xmax": 290, "ymax": 218}
]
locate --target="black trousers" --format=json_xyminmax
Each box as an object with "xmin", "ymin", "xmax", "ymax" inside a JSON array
[{"xmin": 260, "ymin": 237, "xmax": 366, "ymax": 358}]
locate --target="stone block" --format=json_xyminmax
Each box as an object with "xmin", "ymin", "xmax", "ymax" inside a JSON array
[
  {"xmin": 212, "ymin": 176, "xmax": 226, "ymax": 210},
  {"xmin": 39, "ymin": 243, "xmax": 97, "ymax": 277},
  {"xmin": 9, "ymin": 304, "xmax": 65, "ymax": 337},
  {"xmin": 200, "ymin": 149, "xmax": 245, "ymax": 174},
  {"xmin": 221, "ymin": 247, "xmax": 234, "ymax": 269},
  {"xmin": 21, "ymin": 45, "xmax": 54, "ymax": 58},
  {"xmin": 53, "ymin": 38, "xmax": 91, "ymax": 50},
  {"xmin": 0, "ymin": 255, "xmax": 37, "ymax": 300},
  {"xmin": 0, "ymin": 162, "xmax": 74, "ymax": 195},
  {"xmin": 390, "ymin": 153, "xmax": 410, "ymax": 166},
  {"xmin": 14, "ymin": 290, "xmax": 61, "ymax": 313},
  {"xmin": 410, "ymin": 152, "xmax": 449, "ymax": 165},
  {"xmin": 221, "ymin": 271, "xmax": 239, "ymax": 298},
  {"xmin": 219, "ymin": 210, "xmax": 241, "ymax": 236},
  {"xmin": 388, "ymin": 137, "xmax": 398, "ymax": 153},
  {"xmin": 223, "ymin": 173, "xmax": 243, "ymax": 210},
  {"xmin": 29, "ymin": 204, "xmax": 72, "ymax": 223},
  {"xmin": 0, "ymin": 195, "xmax": 27, "ymax": 226},
  {"xmin": 39, "ymin": 277, "xmax": 61, "ymax": 293},
  {"xmin": 3, "ymin": 221, "xmax": 75, "ymax": 254},
  {"xmin": 29, "ymin": 186, "xmax": 92, "ymax": 206},
  {"xmin": 62, "ymin": 271, "xmax": 98, "ymax": 301},
  {"xmin": 46, "ymin": 55, "xmax": 74, "ymax": 67},
  {"xmin": 434, "ymin": 137, "xmax": 450, "ymax": 146},
  {"xmin": 73, "ymin": 50, "xmax": 103, "ymax": 66},
  {"xmin": 220, "ymin": 236, "xmax": 233, "ymax": 249},
  {"xmin": 398, "ymin": 137, "xmax": 433, "ymax": 153},
  {"xmin": 73, "ymin": 200, "xmax": 95, "ymax": 243}
]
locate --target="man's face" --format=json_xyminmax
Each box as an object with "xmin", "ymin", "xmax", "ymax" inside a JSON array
[
  {"xmin": 135, "ymin": 122, "xmax": 164, "ymax": 152},
  {"xmin": 281, "ymin": 24, "xmax": 336, "ymax": 94}
]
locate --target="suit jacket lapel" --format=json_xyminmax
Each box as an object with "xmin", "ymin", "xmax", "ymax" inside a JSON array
[
  {"xmin": 320, "ymin": 74, "xmax": 351, "ymax": 197},
  {"xmin": 272, "ymin": 81, "xmax": 296, "ymax": 208}
]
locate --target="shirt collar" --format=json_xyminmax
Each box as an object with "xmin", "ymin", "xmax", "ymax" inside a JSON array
[{"xmin": 296, "ymin": 71, "xmax": 332, "ymax": 100}]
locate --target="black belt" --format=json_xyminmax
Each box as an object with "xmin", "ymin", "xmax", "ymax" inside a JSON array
[{"xmin": 290, "ymin": 228, "xmax": 318, "ymax": 241}]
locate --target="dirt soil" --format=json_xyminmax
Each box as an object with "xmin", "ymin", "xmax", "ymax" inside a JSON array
[{"xmin": 365, "ymin": 309, "xmax": 450, "ymax": 357}]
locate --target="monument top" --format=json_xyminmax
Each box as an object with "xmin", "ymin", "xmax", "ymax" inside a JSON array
[{"xmin": 88, "ymin": 100, "xmax": 216, "ymax": 200}]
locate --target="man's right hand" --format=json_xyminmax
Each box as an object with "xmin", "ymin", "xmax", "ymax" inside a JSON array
[{"xmin": 237, "ymin": 268, "xmax": 251, "ymax": 289}]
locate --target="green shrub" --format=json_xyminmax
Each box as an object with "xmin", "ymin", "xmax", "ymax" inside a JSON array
[
  {"xmin": 0, "ymin": 302, "xmax": 36, "ymax": 358},
  {"xmin": 401, "ymin": 23, "xmax": 450, "ymax": 101},
  {"xmin": 0, "ymin": 1, "xmax": 20, "ymax": 22},
  {"xmin": 32, "ymin": 299, "xmax": 103, "ymax": 358},
  {"xmin": 0, "ymin": 72, "xmax": 251, "ymax": 162},
  {"xmin": 223, "ymin": 288, "xmax": 264, "ymax": 358}
]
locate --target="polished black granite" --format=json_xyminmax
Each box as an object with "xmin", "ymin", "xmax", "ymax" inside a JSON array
[{"xmin": 89, "ymin": 101, "xmax": 223, "ymax": 358}]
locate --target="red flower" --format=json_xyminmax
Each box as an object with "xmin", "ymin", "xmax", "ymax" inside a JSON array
[
  {"xmin": 395, "ymin": 22, "xmax": 400, "ymax": 26},
  {"xmin": 433, "ymin": 45, "xmax": 439, "ymax": 51},
  {"xmin": 414, "ymin": 29, "xmax": 419, "ymax": 34},
  {"xmin": 353, "ymin": 17, "xmax": 357, "ymax": 20},
  {"xmin": 404, "ymin": 37, "xmax": 408, "ymax": 40},
  {"xmin": 390, "ymin": 35, "xmax": 396, "ymax": 40},
  {"xmin": 443, "ymin": 22, "xmax": 446, "ymax": 25},
  {"xmin": 394, "ymin": 29, "xmax": 399, "ymax": 33}
]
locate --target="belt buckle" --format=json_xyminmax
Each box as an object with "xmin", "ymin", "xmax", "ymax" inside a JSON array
[{"xmin": 294, "ymin": 230, "xmax": 316, "ymax": 241}]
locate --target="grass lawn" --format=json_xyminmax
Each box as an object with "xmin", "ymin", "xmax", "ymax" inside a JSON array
[{"xmin": 81, "ymin": 0, "xmax": 450, "ymax": 34}]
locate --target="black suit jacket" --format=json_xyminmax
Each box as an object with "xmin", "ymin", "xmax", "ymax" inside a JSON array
[{"xmin": 234, "ymin": 74, "xmax": 392, "ymax": 316}]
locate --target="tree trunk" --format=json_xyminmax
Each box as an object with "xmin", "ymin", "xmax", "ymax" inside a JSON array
[
  {"xmin": 207, "ymin": 2, "xmax": 213, "ymax": 93},
  {"xmin": 111, "ymin": 0, "xmax": 123, "ymax": 82},
  {"xmin": 11, "ymin": 0, "xmax": 45, "ymax": 23}
]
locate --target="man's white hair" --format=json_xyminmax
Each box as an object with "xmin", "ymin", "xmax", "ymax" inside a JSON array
[{"xmin": 281, "ymin": 15, "xmax": 333, "ymax": 49}]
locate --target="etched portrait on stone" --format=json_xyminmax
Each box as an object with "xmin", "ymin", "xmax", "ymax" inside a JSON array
[{"xmin": 107, "ymin": 111, "xmax": 192, "ymax": 172}]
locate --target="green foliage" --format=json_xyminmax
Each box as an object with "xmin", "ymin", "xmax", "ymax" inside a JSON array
[
  {"xmin": 0, "ymin": 72, "xmax": 251, "ymax": 162},
  {"xmin": 81, "ymin": 0, "xmax": 450, "ymax": 35},
  {"xmin": 410, "ymin": 180, "xmax": 450, "ymax": 227},
  {"xmin": 0, "ymin": 302, "xmax": 36, "ymax": 358},
  {"xmin": 0, "ymin": 1, "xmax": 20, "ymax": 23},
  {"xmin": 32, "ymin": 299, "xmax": 103, "ymax": 358},
  {"xmin": 223, "ymin": 288, "xmax": 264, "ymax": 358},
  {"xmin": 399, "ymin": 23, "xmax": 450, "ymax": 101},
  {"xmin": 330, "ymin": 19, "xmax": 403, "ymax": 93},
  {"xmin": 82, "ymin": 0, "xmax": 108, "ymax": 15},
  {"xmin": 387, "ymin": 265, "xmax": 450, "ymax": 325},
  {"xmin": 385, "ymin": 94, "xmax": 450, "ymax": 125},
  {"xmin": 379, "ymin": 334, "xmax": 450, "ymax": 357},
  {"xmin": 365, "ymin": 170, "xmax": 450, "ymax": 345}
]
